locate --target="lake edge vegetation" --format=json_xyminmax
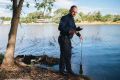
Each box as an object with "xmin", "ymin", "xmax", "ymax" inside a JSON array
[{"xmin": 0, "ymin": 8, "xmax": 120, "ymax": 24}]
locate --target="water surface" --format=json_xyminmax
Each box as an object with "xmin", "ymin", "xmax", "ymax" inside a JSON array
[{"xmin": 0, "ymin": 24, "xmax": 120, "ymax": 80}]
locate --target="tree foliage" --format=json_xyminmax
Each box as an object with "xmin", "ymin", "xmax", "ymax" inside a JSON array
[
  {"xmin": 35, "ymin": 0, "xmax": 55, "ymax": 16},
  {"xmin": 0, "ymin": 17, "xmax": 11, "ymax": 21},
  {"xmin": 52, "ymin": 8, "xmax": 120, "ymax": 23},
  {"xmin": 52, "ymin": 8, "xmax": 69, "ymax": 23},
  {"xmin": 20, "ymin": 11, "xmax": 51, "ymax": 23}
]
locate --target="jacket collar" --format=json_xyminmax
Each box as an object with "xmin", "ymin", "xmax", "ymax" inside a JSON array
[{"xmin": 68, "ymin": 13, "xmax": 73, "ymax": 17}]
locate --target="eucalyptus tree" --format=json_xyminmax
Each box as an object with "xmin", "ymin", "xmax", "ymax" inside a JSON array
[
  {"xmin": 35, "ymin": 0, "xmax": 55, "ymax": 17},
  {"xmin": 1, "ymin": 0, "xmax": 55, "ymax": 69}
]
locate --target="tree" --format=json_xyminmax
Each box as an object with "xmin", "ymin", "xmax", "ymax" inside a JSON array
[
  {"xmin": 1, "ymin": 17, "xmax": 11, "ymax": 21},
  {"xmin": 113, "ymin": 15, "xmax": 120, "ymax": 22},
  {"xmin": 79, "ymin": 12, "xmax": 84, "ymax": 21},
  {"xmin": 102, "ymin": 14, "xmax": 113, "ymax": 22},
  {"xmin": 94, "ymin": 11, "xmax": 102, "ymax": 21},
  {"xmin": 54, "ymin": 8, "xmax": 69, "ymax": 16},
  {"xmin": 1, "ymin": 0, "xmax": 24, "ymax": 68},
  {"xmin": 23, "ymin": 11, "xmax": 43, "ymax": 23},
  {"xmin": 35, "ymin": 0, "xmax": 55, "ymax": 17},
  {"xmin": 1, "ymin": 0, "xmax": 55, "ymax": 69},
  {"xmin": 52, "ymin": 8, "xmax": 69, "ymax": 23}
]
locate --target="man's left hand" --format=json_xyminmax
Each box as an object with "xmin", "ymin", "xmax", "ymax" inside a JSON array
[{"xmin": 80, "ymin": 36, "xmax": 83, "ymax": 41}]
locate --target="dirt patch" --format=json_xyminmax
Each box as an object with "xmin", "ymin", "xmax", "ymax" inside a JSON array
[
  {"xmin": 0, "ymin": 55, "xmax": 90, "ymax": 80},
  {"xmin": 0, "ymin": 66, "xmax": 90, "ymax": 80}
]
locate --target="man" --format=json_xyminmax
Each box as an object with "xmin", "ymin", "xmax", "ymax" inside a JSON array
[{"xmin": 58, "ymin": 5, "xmax": 83, "ymax": 75}]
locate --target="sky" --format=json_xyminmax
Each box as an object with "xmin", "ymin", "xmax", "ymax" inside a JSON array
[{"xmin": 0, "ymin": 0, "xmax": 120, "ymax": 17}]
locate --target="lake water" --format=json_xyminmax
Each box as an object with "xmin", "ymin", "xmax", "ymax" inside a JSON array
[{"xmin": 0, "ymin": 24, "xmax": 120, "ymax": 80}]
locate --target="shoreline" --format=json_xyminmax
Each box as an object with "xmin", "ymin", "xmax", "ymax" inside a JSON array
[
  {"xmin": 76, "ymin": 22, "xmax": 120, "ymax": 25},
  {"xmin": 0, "ymin": 54, "xmax": 90, "ymax": 80},
  {"xmin": 0, "ymin": 22, "xmax": 120, "ymax": 26}
]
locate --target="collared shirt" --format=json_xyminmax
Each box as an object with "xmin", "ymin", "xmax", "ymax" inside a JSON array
[{"xmin": 58, "ymin": 13, "xmax": 76, "ymax": 38}]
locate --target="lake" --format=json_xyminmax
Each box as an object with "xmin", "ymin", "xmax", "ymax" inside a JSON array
[{"xmin": 0, "ymin": 24, "xmax": 120, "ymax": 80}]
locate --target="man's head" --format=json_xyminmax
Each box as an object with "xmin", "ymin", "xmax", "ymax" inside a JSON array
[{"xmin": 69, "ymin": 5, "xmax": 78, "ymax": 17}]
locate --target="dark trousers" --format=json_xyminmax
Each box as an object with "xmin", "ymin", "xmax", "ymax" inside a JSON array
[{"xmin": 58, "ymin": 35, "xmax": 72, "ymax": 72}]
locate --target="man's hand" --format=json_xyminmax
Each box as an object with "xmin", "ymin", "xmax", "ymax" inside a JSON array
[
  {"xmin": 76, "ymin": 26, "xmax": 83, "ymax": 31},
  {"xmin": 69, "ymin": 29, "xmax": 75, "ymax": 35},
  {"xmin": 80, "ymin": 36, "xmax": 83, "ymax": 41},
  {"xmin": 76, "ymin": 32, "xmax": 81, "ymax": 37}
]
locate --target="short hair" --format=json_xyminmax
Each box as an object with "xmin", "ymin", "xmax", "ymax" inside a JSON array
[{"xmin": 69, "ymin": 5, "xmax": 77, "ymax": 12}]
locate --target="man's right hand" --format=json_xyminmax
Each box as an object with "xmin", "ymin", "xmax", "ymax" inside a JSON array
[
  {"xmin": 69, "ymin": 29, "xmax": 75, "ymax": 35},
  {"xmin": 76, "ymin": 32, "xmax": 81, "ymax": 37}
]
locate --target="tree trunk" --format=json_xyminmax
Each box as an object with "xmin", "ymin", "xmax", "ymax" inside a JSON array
[
  {"xmin": 1, "ymin": 0, "xmax": 24, "ymax": 68},
  {"xmin": 43, "ymin": 7, "xmax": 46, "ymax": 17}
]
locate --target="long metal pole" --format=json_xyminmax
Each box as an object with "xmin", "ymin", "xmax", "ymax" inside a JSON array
[{"xmin": 79, "ymin": 38, "xmax": 83, "ymax": 75}]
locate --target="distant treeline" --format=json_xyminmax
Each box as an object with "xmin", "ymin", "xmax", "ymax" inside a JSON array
[
  {"xmin": 0, "ymin": 17, "xmax": 11, "ymax": 21},
  {"xmin": 20, "ymin": 11, "xmax": 52, "ymax": 23},
  {"xmin": 1, "ymin": 8, "xmax": 120, "ymax": 23},
  {"xmin": 52, "ymin": 8, "xmax": 120, "ymax": 23}
]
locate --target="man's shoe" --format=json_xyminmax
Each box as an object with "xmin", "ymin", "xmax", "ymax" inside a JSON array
[{"xmin": 59, "ymin": 71, "xmax": 66, "ymax": 75}]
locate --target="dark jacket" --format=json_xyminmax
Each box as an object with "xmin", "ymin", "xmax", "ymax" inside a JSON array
[{"xmin": 58, "ymin": 13, "xmax": 76, "ymax": 38}]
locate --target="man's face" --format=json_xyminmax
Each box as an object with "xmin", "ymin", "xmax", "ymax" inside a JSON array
[{"xmin": 71, "ymin": 7, "xmax": 78, "ymax": 17}]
